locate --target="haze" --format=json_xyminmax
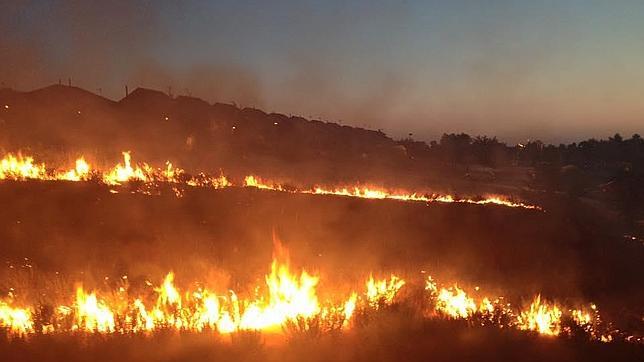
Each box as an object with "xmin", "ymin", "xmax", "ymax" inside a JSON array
[{"xmin": 1, "ymin": 1, "xmax": 643, "ymax": 143}]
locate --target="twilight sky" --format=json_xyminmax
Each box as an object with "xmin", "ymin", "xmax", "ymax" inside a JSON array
[{"xmin": 1, "ymin": 1, "xmax": 643, "ymax": 143}]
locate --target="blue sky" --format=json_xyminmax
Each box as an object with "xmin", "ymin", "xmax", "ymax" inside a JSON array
[{"xmin": 1, "ymin": 1, "xmax": 643, "ymax": 142}]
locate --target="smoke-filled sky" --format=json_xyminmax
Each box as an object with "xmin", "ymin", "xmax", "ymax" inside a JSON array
[{"xmin": 1, "ymin": 1, "xmax": 643, "ymax": 143}]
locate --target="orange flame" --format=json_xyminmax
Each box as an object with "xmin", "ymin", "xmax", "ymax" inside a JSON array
[
  {"xmin": 0, "ymin": 151, "xmax": 541, "ymax": 210},
  {"xmin": 0, "ymin": 264, "xmax": 635, "ymax": 342}
]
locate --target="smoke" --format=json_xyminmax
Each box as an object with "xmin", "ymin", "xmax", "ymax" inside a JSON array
[
  {"xmin": 0, "ymin": 2, "xmax": 419, "ymax": 132},
  {"xmin": 126, "ymin": 61, "xmax": 264, "ymax": 108},
  {"xmin": 0, "ymin": 2, "xmax": 264, "ymax": 105},
  {"xmin": 266, "ymin": 55, "xmax": 416, "ymax": 131},
  {"xmin": 0, "ymin": 2, "xmax": 159, "ymax": 91}
]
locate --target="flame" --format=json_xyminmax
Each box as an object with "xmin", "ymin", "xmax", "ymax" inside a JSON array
[
  {"xmin": 0, "ymin": 301, "xmax": 34, "ymax": 335},
  {"xmin": 103, "ymin": 151, "xmax": 152, "ymax": 185},
  {"xmin": 57, "ymin": 157, "xmax": 91, "ymax": 181},
  {"xmin": 74, "ymin": 287, "xmax": 116, "ymax": 333},
  {"xmin": 366, "ymin": 274, "xmax": 406, "ymax": 308},
  {"xmin": 186, "ymin": 172, "xmax": 230, "ymax": 188},
  {"xmin": 0, "ymin": 151, "xmax": 540, "ymax": 210},
  {"xmin": 0, "ymin": 264, "xmax": 637, "ymax": 343},
  {"xmin": 244, "ymin": 175, "xmax": 283, "ymax": 191},
  {"xmin": 517, "ymin": 295, "xmax": 562, "ymax": 336},
  {"xmin": 309, "ymin": 185, "xmax": 539, "ymax": 209},
  {"xmin": 311, "ymin": 186, "xmax": 426, "ymax": 202},
  {"xmin": 427, "ymin": 278, "xmax": 498, "ymax": 320},
  {"xmin": 0, "ymin": 153, "xmax": 48, "ymax": 180},
  {"xmin": 434, "ymin": 285, "xmax": 478, "ymax": 319},
  {"xmin": 422, "ymin": 277, "xmax": 624, "ymax": 340},
  {"xmin": 343, "ymin": 292, "xmax": 358, "ymax": 323},
  {"xmin": 0, "ymin": 246, "xmax": 409, "ymax": 337},
  {"xmin": 571, "ymin": 308, "xmax": 592, "ymax": 326}
]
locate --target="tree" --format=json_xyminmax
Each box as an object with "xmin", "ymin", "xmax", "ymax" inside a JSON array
[
  {"xmin": 439, "ymin": 133, "xmax": 472, "ymax": 164},
  {"xmin": 472, "ymin": 136, "xmax": 502, "ymax": 167}
]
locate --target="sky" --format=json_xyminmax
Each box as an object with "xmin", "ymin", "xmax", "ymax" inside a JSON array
[{"xmin": 1, "ymin": 0, "xmax": 643, "ymax": 143}]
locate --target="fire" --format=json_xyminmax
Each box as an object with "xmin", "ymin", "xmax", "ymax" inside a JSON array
[
  {"xmin": 0, "ymin": 245, "xmax": 405, "ymax": 338},
  {"xmin": 57, "ymin": 157, "xmax": 91, "ymax": 181},
  {"xmin": 426, "ymin": 278, "xmax": 497, "ymax": 319},
  {"xmin": 434, "ymin": 285, "xmax": 478, "ymax": 319},
  {"xmin": 186, "ymin": 172, "xmax": 231, "ymax": 188},
  {"xmin": 0, "ymin": 258, "xmax": 638, "ymax": 343},
  {"xmin": 0, "ymin": 151, "xmax": 540, "ymax": 210},
  {"xmin": 74, "ymin": 287, "xmax": 116, "ymax": 333},
  {"xmin": 311, "ymin": 186, "xmax": 426, "ymax": 202},
  {"xmin": 103, "ymin": 151, "xmax": 153, "ymax": 185},
  {"xmin": 0, "ymin": 153, "xmax": 47, "ymax": 180},
  {"xmin": 571, "ymin": 308, "xmax": 592, "ymax": 326},
  {"xmin": 0, "ymin": 301, "xmax": 34, "ymax": 335},
  {"xmin": 240, "ymin": 258, "xmax": 320, "ymax": 330},
  {"xmin": 517, "ymin": 295, "xmax": 562, "ymax": 336},
  {"xmin": 366, "ymin": 274, "xmax": 406, "ymax": 308},
  {"xmin": 343, "ymin": 292, "xmax": 358, "ymax": 322},
  {"xmin": 422, "ymin": 276, "xmax": 628, "ymax": 341},
  {"xmin": 156, "ymin": 272, "xmax": 181, "ymax": 307},
  {"xmin": 244, "ymin": 175, "xmax": 283, "ymax": 191},
  {"xmin": 309, "ymin": 185, "xmax": 539, "ymax": 209}
]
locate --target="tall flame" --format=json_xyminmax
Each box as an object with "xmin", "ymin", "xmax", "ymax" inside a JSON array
[
  {"xmin": 517, "ymin": 295, "xmax": 562, "ymax": 336},
  {"xmin": 0, "ymin": 265, "xmax": 636, "ymax": 343},
  {"xmin": 74, "ymin": 287, "xmax": 116, "ymax": 333}
]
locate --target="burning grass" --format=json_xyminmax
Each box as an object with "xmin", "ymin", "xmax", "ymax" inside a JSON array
[
  {"xmin": 1, "ymin": 303, "xmax": 642, "ymax": 362},
  {"xmin": 0, "ymin": 242, "xmax": 639, "ymax": 345},
  {"xmin": 0, "ymin": 151, "xmax": 540, "ymax": 210},
  {"xmin": 0, "ymin": 150, "xmax": 641, "ymax": 361}
]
